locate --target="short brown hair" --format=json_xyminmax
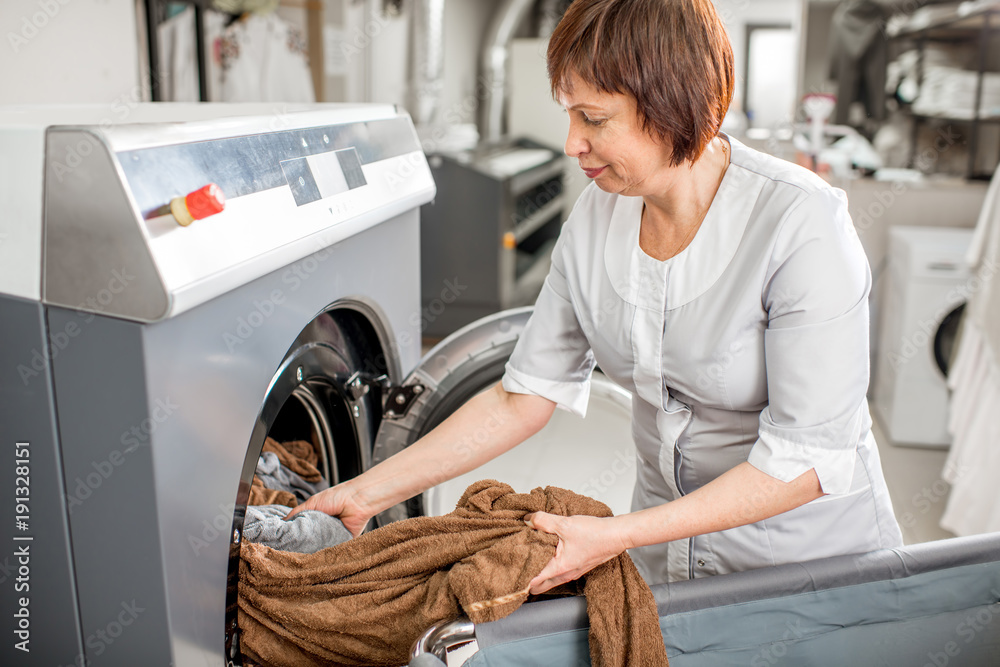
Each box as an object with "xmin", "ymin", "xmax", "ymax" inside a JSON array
[{"xmin": 548, "ymin": 0, "xmax": 735, "ymax": 166}]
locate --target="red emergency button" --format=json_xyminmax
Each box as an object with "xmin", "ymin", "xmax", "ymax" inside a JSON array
[{"xmin": 170, "ymin": 184, "xmax": 225, "ymax": 227}]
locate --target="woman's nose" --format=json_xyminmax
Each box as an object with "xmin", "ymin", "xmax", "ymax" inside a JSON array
[{"xmin": 564, "ymin": 119, "xmax": 588, "ymax": 158}]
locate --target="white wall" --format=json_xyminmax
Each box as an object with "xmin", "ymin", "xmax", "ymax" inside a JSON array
[
  {"xmin": 713, "ymin": 0, "xmax": 802, "ymax": 121},
  {"xmin": 509, "ymin": 38, "xmax": 590, "ymax": 209},
  {"xmin": 0, "ymin": 0, "xmax": 140, "ymax": 104},
  {"xmin": 353, "ymin": 0, "xmax": 409, "ymax": 107},
  {"xmin": 439, "ymin": 0, "xmax": 495, "ymax": 126},
  {"xmin": 345, "ymin": 0, "xmax": 493, "ymax": 129}
]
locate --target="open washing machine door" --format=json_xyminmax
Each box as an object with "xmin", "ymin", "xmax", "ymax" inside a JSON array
[{"xmin": 371, "ymin": 307, "xmax": 636, "ymax": 526}]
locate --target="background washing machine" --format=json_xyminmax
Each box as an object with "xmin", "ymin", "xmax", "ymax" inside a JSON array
[
  {"xmin": 0, "ymin": 105, "xmax": 635, "ymax": 666},
  {"xmin": 873, "ymin": 226, "xmax": 975, "ymax": 448}
]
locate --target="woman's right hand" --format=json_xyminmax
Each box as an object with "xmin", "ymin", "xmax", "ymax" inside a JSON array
[{"xmin": 284, "ymin": 482, "xmax": 372, "ymax": 537}]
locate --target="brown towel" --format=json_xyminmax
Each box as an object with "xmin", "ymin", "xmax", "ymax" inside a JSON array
[
  {"xmin": 262, "ymin": 437, "xmax": 323, "ymax": 483},
  {"xmin": 249, "ymin": 475, "xmax": 297, "ymax": 508},
  {"xmin": 238, "ymin": 480, "xmax": 668, "ymax": 666},
  {"xmin": 248, "ymin": 437, "xmax": 323, "ymax": 508}
]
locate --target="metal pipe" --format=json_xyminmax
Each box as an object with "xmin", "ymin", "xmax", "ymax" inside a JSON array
[
  {"xmin": 194, "ymin": 3, "xmax": 209, "ymax": 102},
  {"xmin": 478, "ymin": 0, "xmax": 535, "ymax": 143},
  {"xmin": 146, "ymin": 0, "xmax": 162, "ymax": 101},
  {"xmin": 410, "ymin": 0, "xmax": 446, "ymax": 128},
  {"xmin": 410, "ymin": 618, "xmax": 477, "ymax": 661}
]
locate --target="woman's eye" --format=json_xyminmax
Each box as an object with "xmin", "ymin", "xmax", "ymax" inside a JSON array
[{"xmin": 583, "ymin": 116, "xmax": 606, "ymax": 127}]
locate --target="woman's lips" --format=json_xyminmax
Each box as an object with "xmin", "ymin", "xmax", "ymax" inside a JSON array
[{"xmin": 582, "ymin": 165, "xmax": 606, "ymax": 178}]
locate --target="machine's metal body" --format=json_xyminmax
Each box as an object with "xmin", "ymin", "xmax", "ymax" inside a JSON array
[{"xmin": 0, "ymin": 104, "xmax": 433, "ymax": 666}]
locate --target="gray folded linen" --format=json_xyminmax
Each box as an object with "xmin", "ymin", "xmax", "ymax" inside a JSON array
[
  {"xmin": 243, "ymin": 504, "xmax": 352, "ymax": 553},
  {"xmin": 255, "ymin": 451, "xmax": 329, "ymax": 503}
]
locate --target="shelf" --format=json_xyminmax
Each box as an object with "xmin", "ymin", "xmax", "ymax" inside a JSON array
[
  {"xmin": 911, "ymin": 112, "xmax": 1000, "ymax": 123},
  {"xmin": 510, "ymin": 242, "xmax": 555, "ymax": 307},
  {"xmin": 513, "ymin": 195, "xmax": 564, "ymax": 245},
  {"xmin": 892, "ymin": 3, "xmax": 1000, "ymax": 179},
  {"xmin": 890, "ymin": 3, "xmax": 1000, "ymax": 39}
]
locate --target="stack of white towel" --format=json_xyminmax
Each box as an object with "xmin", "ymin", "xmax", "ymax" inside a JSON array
[{"xmin": 913, "ymin": 66, "xmax": 1000, "ymax": 119}]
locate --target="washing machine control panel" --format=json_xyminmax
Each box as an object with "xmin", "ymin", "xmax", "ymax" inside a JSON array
[{"xmin": 40, "ymin": 109, "xmax": 435, "ymax": 322}]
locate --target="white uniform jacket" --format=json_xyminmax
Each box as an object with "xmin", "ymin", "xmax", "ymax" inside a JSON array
[{"xmin": 502, "ymin": 135, "xmax": 903, "ymax": 583}]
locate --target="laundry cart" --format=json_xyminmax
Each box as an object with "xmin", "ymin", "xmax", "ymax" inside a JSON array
[{"xmin": 410, "ymin": 532, "xmax": 1000, "ymax": 665}]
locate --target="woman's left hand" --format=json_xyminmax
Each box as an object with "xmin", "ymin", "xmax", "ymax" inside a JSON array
[{"xmin": 525, "ymin": 513, "xmax": 631, "ymax": 594}]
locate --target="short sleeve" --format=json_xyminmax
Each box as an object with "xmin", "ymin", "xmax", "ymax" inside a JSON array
[
  {"xmin": 502, "ymin": 231, "xmax": 597, "ymax": 417},
  {"xmin": 747, "ymin": 187, "xmax": 871, "ymax": 495}
]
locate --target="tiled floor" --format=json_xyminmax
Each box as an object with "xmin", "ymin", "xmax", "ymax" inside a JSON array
[{"xmin": 871, "ymin": 413, "xmax": 956, "ymax": 545}]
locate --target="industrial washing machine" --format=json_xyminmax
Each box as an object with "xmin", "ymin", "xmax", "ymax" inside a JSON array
[
  {"xmin": 0, "ymin": 104, "xmax": 641, "ymax": 667},
  {"xmin": 0, "ymin": 103, "xmax": 434, "ymax": 666}
]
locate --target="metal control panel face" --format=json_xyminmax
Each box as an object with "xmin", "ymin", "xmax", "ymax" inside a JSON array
[
  {"xmin": 42, "ymin": 111, "xmax": 435, "ymax": 322},
  {"xmin": 116, "ymin": 117, "xmax": 418, "ymax": 215},
  {"xmin": 281, "ymin": 148, "xmax": 367, "ymax": 207}
]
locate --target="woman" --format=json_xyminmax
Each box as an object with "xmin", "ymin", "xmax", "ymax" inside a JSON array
[{"xmin": 289, "ymin": 0, "xmax": 903, "ymax": 591}]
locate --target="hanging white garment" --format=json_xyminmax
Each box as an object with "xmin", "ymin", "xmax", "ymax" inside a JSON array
[
  {"xmin": 219, "ymin": 13, "xmax": 315, "ymax": 103},
  {"xmin": 156, "ymin": 7, "xmax": 226, "ymax": 101},
  {"xmin": 503, "ymin": 134, "xmax": 903, "ymax": 584},
  {"xmin": 941, "ymin": 169, "xmax": 1000, "ymax": 536}
]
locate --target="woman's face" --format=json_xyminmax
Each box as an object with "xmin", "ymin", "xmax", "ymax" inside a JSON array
[{"xmin": 557, "ymin": 72, "xmax": 677, "ymax": 197}]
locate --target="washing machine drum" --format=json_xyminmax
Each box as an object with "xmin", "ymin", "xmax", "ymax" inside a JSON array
[
  {"xmin": 933, "ymin": 302, "xmax": 965, "ymax": 378},
  {"xmin": 239, "ymin": 307, "xmax": 386, "ymax": 493}
]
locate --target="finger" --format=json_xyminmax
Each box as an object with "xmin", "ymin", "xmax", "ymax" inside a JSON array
[
  {"xmin": 527, "ymin": 544, "xmax": 574, "ymax": 594},
  {"xmin": 283, "ymin": 496, "xmax": 317, "ymax": 521},
  {"xmin": 530, "ymin": 555, "xmax": 560, "ymax": 586},
  {"xmin": 530, "ymin": 577, "xmax": 566, "ymax": 595},
  {"xmin": 529, "ymin": 578, "xmax": 555, "ymax": 595},
  {"xmin": 524, "ymin": 511, "xmax": 559, "ymax": 535},
  {"xmin": 529, "ymin": 570, "xmax": 576, "ymax": 595},
  {"xmin": 347, "ymin": 520, "xmax": 368, "ymax": 538}
]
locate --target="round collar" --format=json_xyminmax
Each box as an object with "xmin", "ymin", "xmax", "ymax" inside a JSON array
[{"xmin": 603, "ymin": 134, "xmax": 765, "ymax": 311}]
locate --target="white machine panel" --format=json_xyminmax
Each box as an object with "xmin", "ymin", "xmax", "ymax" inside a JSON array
[
  {"xmin": 874, "ymin": 226, "xmax": 974, "ymax": 447},
  {"xmin": 1, "ymin": 104, "xmax": 435, "ymax": 322},
  {"xmin": 0, "ymin": 104, "xmax": 394, "ymax": 304},
  {"xmin": 0, "ymin": 127, "xmax": 46, "ymax": 301}
]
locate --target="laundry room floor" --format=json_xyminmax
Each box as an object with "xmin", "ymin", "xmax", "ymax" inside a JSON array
[{"xmin": 871, "ymin": 413, "xmax": 956, "ymax": 545}]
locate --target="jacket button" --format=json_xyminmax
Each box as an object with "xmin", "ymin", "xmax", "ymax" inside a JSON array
[{"xmin": 697, "ymin": 559, "xmax": 706, "ymax": 567}]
